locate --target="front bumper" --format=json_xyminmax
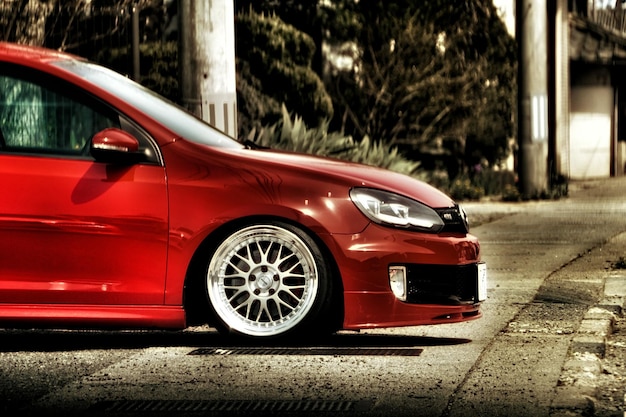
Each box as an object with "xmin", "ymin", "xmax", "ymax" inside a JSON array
[{"xmin": 325, "ymin": 223, "xmax": 485, "ymax": 330}]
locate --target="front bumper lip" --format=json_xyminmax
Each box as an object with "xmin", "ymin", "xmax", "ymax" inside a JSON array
[{"xmin": 342, "ymin": 291, "xmax": 482, "ymax": 330}]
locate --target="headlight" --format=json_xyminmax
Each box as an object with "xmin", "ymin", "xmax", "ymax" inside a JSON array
[{"xmin": 350, "ymin": 188, "xmax": 444, "ymax": 233}]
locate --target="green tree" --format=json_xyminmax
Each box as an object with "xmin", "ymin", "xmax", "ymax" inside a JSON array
[
  {"xmin": 41, "ymin": 0, "xmax": 166, "ymax": 58},
  {"xmin": 235, "ymin": 0, "xmax": 323, "ymax": 72},
  {"xmin": 239, "ymin": 0, "xmax": 517, "ymax": 173},
  {"xmin": 324, "ymin": 0, "xmax": 516, "ymax": 173},
  {"xmin": 421, "ymin": 0, "xmax": 517, "ymax": 171},
  {"xmin": 235, "ymin": 10, "xmax": 333, "ymax": 139},
  {"xmin": 1, "ymin": 0, "xmax": 57, "ymax": 45}
]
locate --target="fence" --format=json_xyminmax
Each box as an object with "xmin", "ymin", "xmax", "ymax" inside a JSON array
[{"xmin": 571, "ymin": 0, "xmax": 626, "ymax": 35}]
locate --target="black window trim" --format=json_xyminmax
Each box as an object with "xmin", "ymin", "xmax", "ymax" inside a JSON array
[{"xmin": 0, "ymin": 62, "xmax": 163, "ymax": 166}]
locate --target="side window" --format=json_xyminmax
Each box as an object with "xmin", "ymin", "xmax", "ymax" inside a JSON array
[{"xmin": 0, "ymin": 68, "xmax": 119, "ymax": 156}]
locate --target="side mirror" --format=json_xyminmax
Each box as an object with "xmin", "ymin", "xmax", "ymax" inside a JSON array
[{"xmin": 90, "ymin": 128, "xmax": 143, "ymax": 164}]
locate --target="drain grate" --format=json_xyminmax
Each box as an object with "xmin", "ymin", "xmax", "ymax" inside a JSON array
[
  {"xmin": 91, "ymin": 399, "xmax": 373, "ymax": 414},
  {"xmin": 188, "ymin": 347, "xmax": 423, "ymax": 356}
]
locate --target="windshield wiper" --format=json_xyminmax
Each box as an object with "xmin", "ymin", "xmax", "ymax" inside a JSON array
[{"xmin": 239, "ymin": 139, "xmax": 268, "ymax": 150}]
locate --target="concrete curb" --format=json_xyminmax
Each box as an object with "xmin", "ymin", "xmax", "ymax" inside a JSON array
[{"xmin": 550, "ymin": 273, "xmax": 626, "ymax": 415}]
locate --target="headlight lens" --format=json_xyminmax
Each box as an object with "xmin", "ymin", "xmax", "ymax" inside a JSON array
[{"xmin": 350, "ymin": 188, "xmax": 444, "ymax": 233}]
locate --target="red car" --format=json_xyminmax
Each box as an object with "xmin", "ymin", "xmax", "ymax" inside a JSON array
[{"xmin": 0, "ymin": 42, "xmax": 486, "ymax": 339}]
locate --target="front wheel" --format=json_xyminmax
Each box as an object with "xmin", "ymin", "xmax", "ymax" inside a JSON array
[{"xmin": 206, "ymin": 222, "xmax": 333, "ymax": 339}]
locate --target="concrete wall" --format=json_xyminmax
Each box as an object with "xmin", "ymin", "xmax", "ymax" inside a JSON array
[{"xmin": 569, "ymin": 85, "xmax": 613, "ymax": 178}]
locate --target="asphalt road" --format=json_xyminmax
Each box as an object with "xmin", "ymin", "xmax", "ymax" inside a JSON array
[{"xmin": 1, "ymin": 178, "xmax": 625, "ymax": 417}]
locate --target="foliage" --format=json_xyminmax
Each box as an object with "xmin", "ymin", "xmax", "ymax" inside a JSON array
[
  {"xmin": 550, "ymin": 173, "xmax": 569, "ymax": 199},
  {"xmin": 501, "ymin": 184, "xmax": 522, "ymax": 202},
  {"xmin": 448, "ymin": 178, "xmax": 485, "ymax": 201},
  {"xmin": 38, "ymin": 0, "xmax": 165, "ymax": 56},
  {"xmin": 345, "ymin": 136, "xmax": 421, "ymax": 175},
  {"xmin": 235, "ymin": 0, "xmax": 323, "ymax": 72},
  {"xmin": 247, "ymin": 105, "xmax": 420, "ymax": 176},
  {"xmin": 426, "ymin": 168, "xmax": 519, "ymax": 201},
  {"xmin": 236, "ymin": 60, "xmax": 284, "ymax": 138},
  {"xmin": 1, "ymin": 0, "xmax": 518, "ymax": 187},
  {"xmin": 333, "ymin": 14, "xmax": 463, "ymax": 146},
  {"xmin": 248, "ymin": 105, "xmax": 353, "ymax": 155},
  {"xmin": 322, "ymin": 0, "xmax": 517, "ymax": 172},
  {"xmin": 433, "ymin": 168, "xmax": 567, "ymax": 202},
  {"xmin": 235, "ymin": 0, "xmax": 518, "ymax": 178},
  {"xmin": 1, "ymin": 0, "xmax": 56, "ymax": 45},
  {"xmin": 471, "ymin": 169, "xmax": 517, "ymax": 196},
  {"xmin": 95, "ymin": 41, "xmax": 179, "ymax": 102},
  {"xmin": 235, "ymin": 10, "xmax": 333, "ymax": 138}
]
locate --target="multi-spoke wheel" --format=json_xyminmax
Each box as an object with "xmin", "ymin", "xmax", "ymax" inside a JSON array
[{"xmin": 206, "ymin": 222, "xmax": 332, "ymax": 338}]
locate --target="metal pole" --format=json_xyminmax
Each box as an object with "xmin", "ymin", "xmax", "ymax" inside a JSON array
[
  {"xmin": 516, "ymin": 0, "xmax": 549, "ymax": 197},
  {"xmin": 132, "ymin": 4, "xmax": 140, "ymax": 81},
  {"xmin": 179, "ymin": 1, "xmax": 201, "ymax": 117}
]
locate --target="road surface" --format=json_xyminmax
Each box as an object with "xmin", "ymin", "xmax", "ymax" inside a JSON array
[{"xmin": 1, "ymin": 178, "xmax": 625, "ymax": 417}]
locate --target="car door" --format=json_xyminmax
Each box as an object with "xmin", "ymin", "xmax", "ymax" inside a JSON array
[{"xmin": 0, "ymin": 63, "xmax": 168, "ymax": 305}]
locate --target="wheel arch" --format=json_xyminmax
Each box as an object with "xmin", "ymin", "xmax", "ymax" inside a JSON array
[{"xmin": 182, "ymin": 215, "xmax": 344, "ymax": 332}]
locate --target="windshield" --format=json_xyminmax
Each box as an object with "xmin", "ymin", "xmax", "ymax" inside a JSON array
[{"xmin": 53, "ymin": 59, "xmax": 243, "ymax": 149}]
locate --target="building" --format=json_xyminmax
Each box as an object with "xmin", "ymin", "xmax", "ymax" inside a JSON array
[
  {"xmin": 499, "ymin": 0, "xmax": 626, "ymax": 180},
  {"xmin": 565, "ymin": 0, "xmax": 626, "ymax": 178}
]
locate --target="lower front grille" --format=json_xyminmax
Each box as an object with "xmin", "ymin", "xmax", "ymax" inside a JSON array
[
  {"xmin": 90, "ymin": 399, "xmax": 374, "ymax": 414},
  {"xmin": 405, "ymin": 263, "xmax": 478, "ymax": 305}
]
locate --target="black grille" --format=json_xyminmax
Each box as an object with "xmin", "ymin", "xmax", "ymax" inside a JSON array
[
  {"xmin": 188, "ymin": 347, "xmax": 422, "ymax": 356},
  {"xmin": 405, "ymin": 264, "xmax": 478, "ymax": 304},
  {"xmin": 90, "ymin": 399, "xmax": 374, "ymax": 414},
  {"xmin": 435, "ymin": 205, "xmax": 469, "ymax": 233}
]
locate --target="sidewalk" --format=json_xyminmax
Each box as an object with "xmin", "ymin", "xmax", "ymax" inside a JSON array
[
  {"xmin": 551, "ymin": 232, "xmax": 625, "ymax": 417},
  {"xmin": 464, "ymin": 178, "xmax": 626, "ymax": 417}
]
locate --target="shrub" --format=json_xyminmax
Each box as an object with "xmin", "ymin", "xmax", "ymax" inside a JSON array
[
  {"xmin": 470, "ymin": 169, "xmax": 517, "ymax": 196},
  {"xmin": 247, "ymin": 105, "xmax": 420, "ymax": 177},
  {"xmin": 424, "ymin": 168, "xmax": 521, "ymax": 201},
  {"xmin": 501, "ymin": 184, "xmax": 521, "ymax": 201},
  {"xmin": 448, "ymin": 178, "xmax": 485, "ymax": 201}
]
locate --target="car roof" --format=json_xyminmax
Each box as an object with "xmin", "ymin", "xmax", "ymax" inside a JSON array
[{"xmin": 0, "ymin": 42, "xmax": 79, "ymax": 64}]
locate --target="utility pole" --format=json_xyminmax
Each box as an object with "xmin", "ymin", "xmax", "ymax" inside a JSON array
[
  {"xmin": 179, "ymin": 0, "xmax": 237, "ymax": 137},
  {"xmin": 516, "ymin": 0, "xmax": 549, "ymax": 197}
]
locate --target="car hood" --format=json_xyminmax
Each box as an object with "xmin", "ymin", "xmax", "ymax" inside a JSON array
[{"xmin": 233, "ymin": 147, "xmax": 457, "ymax": 209}]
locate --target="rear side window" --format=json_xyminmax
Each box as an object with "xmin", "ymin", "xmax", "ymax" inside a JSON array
[{"xmin": 0, "ymin": 65, "xmax": 119, "ymax": 156}]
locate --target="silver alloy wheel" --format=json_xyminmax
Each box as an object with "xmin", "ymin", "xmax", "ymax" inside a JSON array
[{"xmin": 207, "ymin": 224, "xmax": 320, "ymax": 337}]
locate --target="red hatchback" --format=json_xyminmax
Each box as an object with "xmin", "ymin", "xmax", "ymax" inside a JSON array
[{"xmin": 0, "ymin": 42, "xmax": 486, "ymax": 339}]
